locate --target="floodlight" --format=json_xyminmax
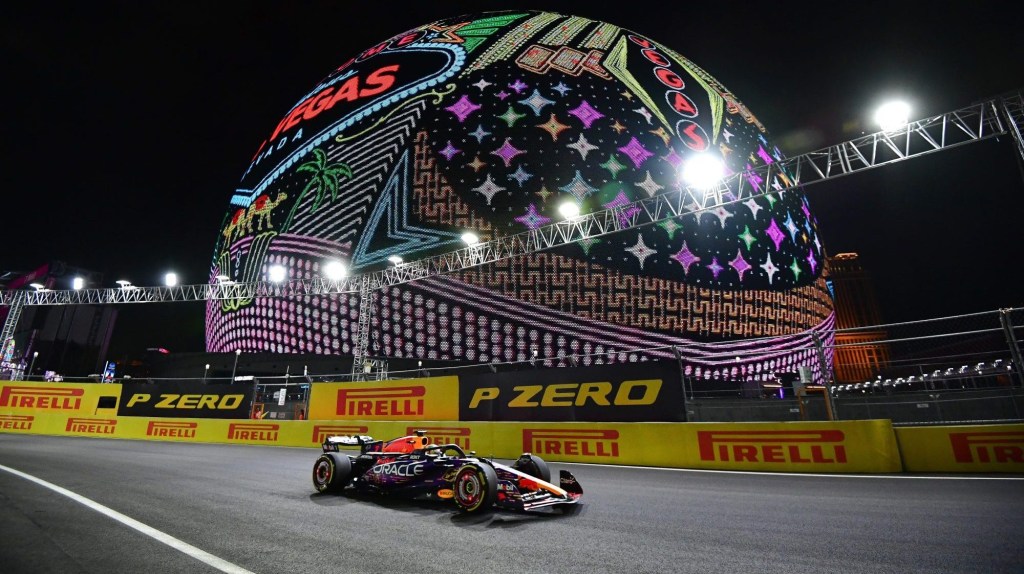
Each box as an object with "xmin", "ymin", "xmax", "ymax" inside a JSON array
[
  {"xmin": 72, "ymin": 277, "xmax": 84, "ymax": 290},
  {"xmin": 164, "ymin": 272, "xmax": 178, "ymax": 287},
  {"xmin": 268, "ymin": 265, "xmax": 287, "ymax": 283},
  {"xmin": 461, "ymin": 232, "xmax": 479, "ymax": 246},
  {"xmin": 558, "ymin": 202, "xmax": 581, "ymax": 220},
  {"xmin": 387, "ymin": 255, "xmax": 404, "ymax": 265},
  {"xmin": 682, "ymin": 153, "xmax": 724, "ymax": 189},
  {"xmin": 322, "ymin": 260, "xmax": 347, "ymax": 281},
  {"xmin": 874, "ymin": 100, "xmax": 911, "ymax": 131}
]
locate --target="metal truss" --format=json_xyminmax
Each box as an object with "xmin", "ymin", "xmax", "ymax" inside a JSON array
[{"xmin": 3, "ymin": 91, "xmax": 1022, "ymax": 376}]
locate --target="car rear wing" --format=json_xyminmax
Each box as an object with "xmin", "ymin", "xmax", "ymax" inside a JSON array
[{"xmin": 322, "ymin": 435, "xmax": 375, "ymax": 453}]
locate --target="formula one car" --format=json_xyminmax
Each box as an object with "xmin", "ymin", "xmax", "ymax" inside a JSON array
[{"xmin": 312, "ymin": 430, "xmax": 583, "ymax": 513}]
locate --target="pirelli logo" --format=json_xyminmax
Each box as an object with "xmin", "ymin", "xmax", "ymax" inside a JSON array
[
  {"xmin": 950, "ymin": 431, "xmax": 1024, "ymax": 463},
  {"xmin": 147, "ymin": 421, "xmax": 198, "ymax": 438},
  {"xmin": 0, "ymin": 386, "xmax": 83, "ymax": 410},
  {"xmin": 408, "ymin": 426, "xmax": 471, "ymax": 450},
  {"xmin": 65, "ymin": 417, "xmax": 117, "ymax": 435},
  {"xmin": 312, "ymin": 424, "xmax": 369, "ymax": 444},
  {"xmin": 523, "ymin": 429, "xmax": 619, "ymax": 458},
  {"xmin": 336, "ymin": 386, "xmax": 425, "ymax": 417},
  {"xmin": 0, "ymin": 414, "xmax": 34, "ymax": 430},
  {"xmin": 697, "ymin": 430, "xmax": 847, "ymax": 464},
  {"xmin": 227, "ymin": 423, "xmax": 280, "ymax": 442}
]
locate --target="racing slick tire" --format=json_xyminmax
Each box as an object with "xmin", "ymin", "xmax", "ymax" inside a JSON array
[
  {"xmin": 453, "ymin": 463, "xmax": 498, "ymax": 513},
  {"xmin": 513, "ymin": 454, "xmax": 551, "ymax": 483},
  {"xmin": 312, "ymin": 453, "xmax": 351, "ymax": 493}
]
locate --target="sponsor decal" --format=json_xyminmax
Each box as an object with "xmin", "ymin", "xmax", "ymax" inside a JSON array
[
  {"xmin": 371, "ymin": 460, "xmax": 424, "ymax": 477},
  {"xmin": 146, "ymin": 420, "xmax": 198, "ymax": 438},
  {"xmin": 697, "ymin": 430, "xmax": 847, "ymax": 464},
  {"xmin": 0, "ymin": 414, "xmax": 33, "ymax": 430},
  {"xmin": 950, "ymin": 431, "xmax": 1024, "ymax": 463},
  {"xmin": 436, "ymin": 488, "xmax": 454, "ymax": 499},
  {"xmin": 125, "ymin": 393, "xmax": 245, "ymax": 410},
  {"xmin": 336, "ymin": 386, "xmax": 425, "ymax": 417},
  {"xmin": 312, "ymin": 424, "xmax": 369, "ymax": 444},
  {"xmin": 469, "ymin": 380, "xmax": 661, "ymax": 409},
  {"xmin": 406, "ymin": 426, "xmax": 471, "ymax": 450},
  {"xmin": 65, "ymin": 417, "xmax": 117, "ymax": 435},
  {"xmin": 0, "ymin": 386, "xmax": 83, "ymax": 410},
  {"xmin": 523, "ymin": 429, "xmax": 620, "ymax": 458},
  {"xmin": 227, "ymin": 423, "xmax": 280, "ymax": 442}
]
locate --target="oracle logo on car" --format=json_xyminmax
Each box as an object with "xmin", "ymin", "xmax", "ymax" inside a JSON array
[
  {"xmin": 227, "ymin": 423, "xmax": 280, "ymax": 442},
  {"xmin": 0, "ymin": 386, "xmax": 83, "ymax": 410},
  {"xmin": 406, "ymin": 426, "xmax": 471, "ymax": 450},
  {"xmin": 65, "ymin": 417, "xmax": 117, "ymax": 435},
  {"xmin": 336, "ymin": 386, "xmax": 425, "ymax": 417},
  {"xmin": 146, "ymin": 421, "xmax": 198, "ymax": 438},
  {"xmin": 522, "ymin": 429, "xmax": 620, "ymax": 458},
  {"xmin": 697, "ymin": 430, "xmax": 847, "ymax": 464},
  {"xmin": 312, "ymin": 424, "xmax": 369, "ymax": 444},
  {"xmin": 0, "ymin": 414, "xmax": 33, "ymax": 430},
  {"xmin": 949, "ymin": 431, "xmax": 1024, "ymax": 463}
]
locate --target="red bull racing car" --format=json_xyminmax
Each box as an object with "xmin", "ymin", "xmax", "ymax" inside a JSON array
[{"xmin": 312, "ymin": 430, "xmax": 583, "ymax": 513}]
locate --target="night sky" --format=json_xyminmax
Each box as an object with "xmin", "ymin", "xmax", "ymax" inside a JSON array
[{"xmin": 4, "ymin": 1, "xmax": 1023, "ymax": 358}]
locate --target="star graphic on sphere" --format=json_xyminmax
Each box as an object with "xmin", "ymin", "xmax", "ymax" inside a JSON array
[
  {"xmin": 467, "ymin": 155, "xmax": 487, "ymax": 172},
  {"xmin": 508, "ymin": 78, "xmax": 529, "ymax": 94},
  {"xmin": 603, "ymin": 191, "xmax": 641, "ymax": 227},
  {"xmin": 559, "ymin": 170, "xmax": 598, "ymax": 201},
  {"xmin": 518, "ymin": 89, "xmax": 554, "ymax": 116},
  {"xmin": 552, "ymin": 82, "xmax": 571, "ymax": 96},
  {"xmin": 578, "ymin": 237, "xmax": 600, "ymax": 256},
  {"xmin": 536, "ymin": 185, "xmax": 553, "ymax": 203},
  {"xmin": 662, "ymin": 148, "xmax": 683, "ymax": 169},
  {"xmin": 671, "ymin": 241, "xmax": 701, "ymax": 274},
  {"xmin": 498, "ymin": 105, "xmax": 526, "ymax": 127},
  {"xmin": 634, "ymin": 106, "xmax": 653, "ymax": 124},
  {"xmin": 635, "ymin": 171, "xmax": 664, "ymax": 197},
  {"xmin": 649, "ymin": 127, "xmax": 671, "ymax": 146},
  {"xmin": 621, "ymin": 90, "xmax": 634, "ymax": 101},
  {"xmin": 568, "ymin": 100, "xmax": 605, "ymax": 128},
  {"xmin": 789, "ymin": 257, "xmax": 802, "ymax": 281},
  {"xmin": 625, "ymin": 234, "xmax": 657, "ymax": 269},
  {"xmin": 730, "ymin": 250, "xmax": 752, "ymax": 281},
  {"xmin": 814, "ymin": 234, "xmax": 822, "ymax": 254},
  {"xmin": 659, "ymin": 218, "xmax": 682, "ymax": 239},
  {"xmin": 472, "ymin": 78, "xmax": 492, "ymax": 91},
  {"xmin": 707, "ymin": 257, "xmax": 724, "ymax": 279},
  {"xmin": 738, "ymin": 225, "xmax": 757, "ymax": 250},
  {"xmin": 537, "ymin": 113, "xmax": 570, "ymax": 141},
  {"xmin": 509, "ymin": 165, "xmax": 533, "ymax": 187},
  {"xmin": 761, "ymin": 253, "xmax": 779, "ymax": 284},
  {"xmin": 722, "ymin": 129, "xmax": 734, "ymax": 143},
  {"xmin": 806, "ymin": 248, "xmax": 818, "ymax": 274},
  {"xmin": 472, "ymin": 174, "xmax": 505, "ymax": 205},
  {"xmin": 611, "ymin": 120, "xmax": 627, "ymax": 134},
  {"xmin": 566, "ymin": 133, "xmax": 599, "ymax": 160},
  {"xmin": 709, "ymin": 206, "xmax": 733, "ymax": 228},
  {"xmin": 784, "ymin": 212, "xmax": 799, "ymax": 241},
  {"xmin": 496, "ymin": 90, "xmax": 510, "ymax": 100},
  {"xmin": 618, "ymin": 137, "xmax": 653, "ymax": 168},
  {"xmin": 469, "ymin": 124, "xmax": 491, "ymax": 143},
  {"xmin": 765, "ymin": 193, "xmax": 777, "ymax": 208},
  {"xmin": 438, "ymin": 141, "xmax": 461, "ymax": 161},
  {"xmin": 600, "ymin": 155, "xmax": 627, "ymax": 178},
  {"xmin": 765, "ymin": 219, "xmax": 785, "ymax": 251},
  {"xmin": 444, "ymin": 95, "xmax": 481, "ymax": 123},
  {"xmin": 492, "ymin": 137, "xmax": 525, "ymax": 167},
  {"xmin": 744, "ymin": 197, "xmax": 763, "ymax": 219},
  {"xmin": 514, "ymin": 203, "xmax": 551, "ymax": 229}
]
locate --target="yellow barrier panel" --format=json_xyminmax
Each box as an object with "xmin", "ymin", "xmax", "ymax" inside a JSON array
[
  {"xmin": 0, "ymin": 381, "xmax": 121, "ymax": 417},
  {"xmin": 895, "ymin": 424, "xmax": 1024, "ymax": 473},
  {"xmin": 307, "ymin": 376, "xmax": 459, "ymax": 421}
]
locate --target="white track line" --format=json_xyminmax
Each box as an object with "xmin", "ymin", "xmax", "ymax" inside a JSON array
[
  {"xmin": 560, "ymin": 461, "xmax": 1024, "ymax": 480},
  {"xmin": 0, "ymin": 463, "xmax": 255, "ymax": 574}
]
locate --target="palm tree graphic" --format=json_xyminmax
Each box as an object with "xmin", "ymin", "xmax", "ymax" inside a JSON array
[{"xmin": 281, "ymin": 148, "xmax": 353, "ymax": 232}]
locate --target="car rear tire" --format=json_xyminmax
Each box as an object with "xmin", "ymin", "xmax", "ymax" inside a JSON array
[
  {"xmin": 313, "ymin": 453, "xmax": 351, "ymax": 493},
  {"xmin": 513, "ymin": 454, "xmax": 551, "ymax": 483},
  {"xmin": 453, "ymin": 463, "xmax": 497, "ymax": 513}
]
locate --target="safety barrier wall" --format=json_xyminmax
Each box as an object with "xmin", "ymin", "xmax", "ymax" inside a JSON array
[{"xmin": 3, "ymin": 381, "xmax": 1022, "ymax": 473}]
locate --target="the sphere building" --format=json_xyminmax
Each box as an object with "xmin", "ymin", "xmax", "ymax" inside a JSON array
[{"xmin": 206, "ymin": 11, "xmax": 835, "ymax": 383}]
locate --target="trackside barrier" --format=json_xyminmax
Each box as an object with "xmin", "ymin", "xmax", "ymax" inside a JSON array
[
  {"xmin": 894, "ymin": 424, "xmax": 1024, "ymax": 473},
  {"xmin": 0, "ymin": 412, "xmax": 902, "ymax": 473}
]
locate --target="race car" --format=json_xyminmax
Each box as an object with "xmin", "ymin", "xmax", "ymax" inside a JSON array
[{"xmin": 312, "ymin": 430, "xmax": 583, "ymax": 513}]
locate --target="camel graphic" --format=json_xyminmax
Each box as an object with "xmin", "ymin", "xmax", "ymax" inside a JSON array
[{"xmin": 221, "ymin": 192, "xmax": 289, "ymax": 245}]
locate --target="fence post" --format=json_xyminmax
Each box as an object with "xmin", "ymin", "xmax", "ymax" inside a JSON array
[
  {"xmin": 999, "ymin": 308, "xmax": 1024, "ymax": 388},
  {"xmin": 813, "ymin": 333, "xmax": 840, "ymax": 420}
]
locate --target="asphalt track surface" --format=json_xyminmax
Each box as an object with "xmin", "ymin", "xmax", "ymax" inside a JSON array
[{"xmin": 1, "ymin": 434, "xmax": 1022, "ymax": 574}]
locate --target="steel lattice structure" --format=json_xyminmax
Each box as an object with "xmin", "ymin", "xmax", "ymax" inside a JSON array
[{"xmin": 3, "ymin": 91, "xmax": 1023, "ymax": 379}]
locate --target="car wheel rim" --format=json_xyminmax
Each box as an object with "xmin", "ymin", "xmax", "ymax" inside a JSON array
[
  {"xmin": 457, "ymin": 470, "xmax": 481, "ymax": 507},
  {"xmin": 315, "ymin": 460, "xmax": 331, "ymax": 485}
]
